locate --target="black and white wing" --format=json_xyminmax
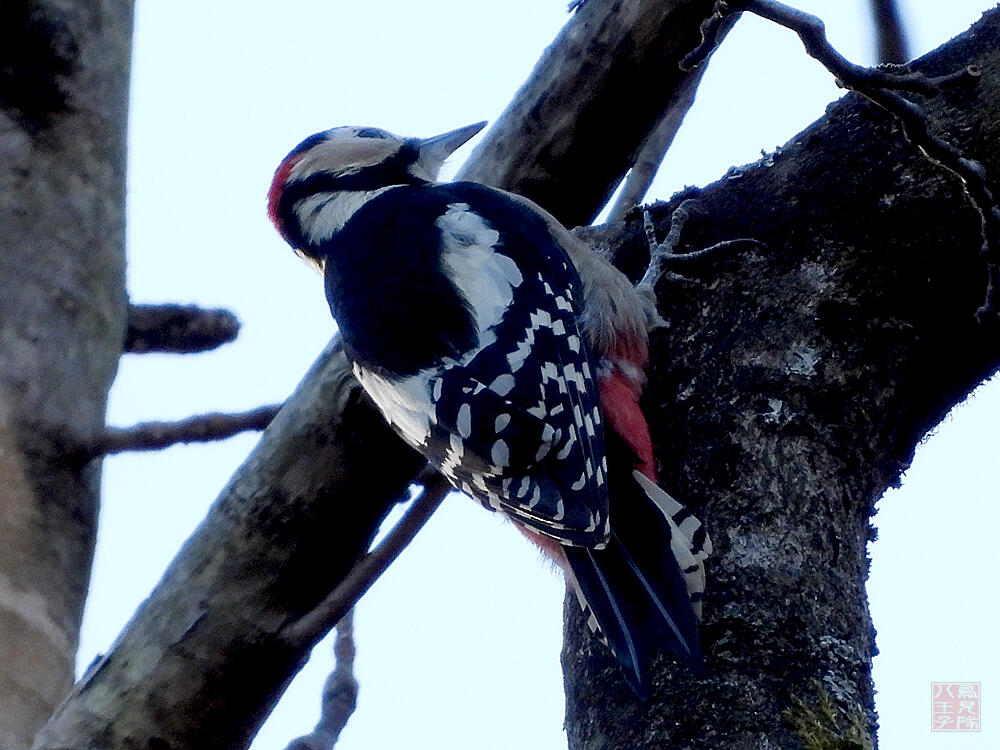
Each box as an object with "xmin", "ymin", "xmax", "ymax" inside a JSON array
[{"xmin": 333, "ymin": 182, "xmax": 611, "ymax": 548}]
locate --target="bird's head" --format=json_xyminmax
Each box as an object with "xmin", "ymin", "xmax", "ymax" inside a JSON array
[{"xmin": 267, "ymin": 122, "xmax": 486, "ymax": 270}]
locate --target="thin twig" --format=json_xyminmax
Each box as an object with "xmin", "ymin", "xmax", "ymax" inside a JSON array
[
  {"xmin": 125, "ymin": 303, "xmax": 240, "ymax": 354},
  {"xmin": 279, "ymin": 474, "xmax": 451, "ymax": 649},
  {"xmin": 737, "ymin": 0, "xmax": 1000, "ymax": 320},
  {"xmin": 285, "ymin": 609, "xmax": 358, "ymax": 750},
  {"xmin": 83, "ymin": 404, "xmax": 281, "ymax": 457}
]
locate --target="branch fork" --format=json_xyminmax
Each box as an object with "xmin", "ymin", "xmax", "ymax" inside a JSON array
[{"xmin": 686, "ymin": 0, "xmax": 1000, "ymax": 321}]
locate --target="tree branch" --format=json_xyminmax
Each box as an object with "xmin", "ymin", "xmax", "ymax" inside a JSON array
[
  {"xmin": 606, "ymin": 70, "xmax": 704, "ymax": 223},
  {"xmin": 740, "ymin": 0, "xmax": 1000, "ymax": 320},
  {"xmin": 34, "ymin": 341, "xmax": 428, "ymax": 750},
  {"xmin": 284, "ymin": 610, "xmax": 358, "ymax": 750},
  {"xmin": 279, "ymin": 475, "xmax": 451, "ymax": 649},
  {"xmin": 80, "ymin": 404, "xmax": 281, "ymax": 458},
  {"xmin": 281, "ymin": 475, "xmax": 449, "ymax": 748},
  {"xmin": 125, "ymin": 303, "xmax": 240, "ymax": 354},
  {"xmin": 456, "ymin": 0, "xmax": 723, "ymax": 226}
]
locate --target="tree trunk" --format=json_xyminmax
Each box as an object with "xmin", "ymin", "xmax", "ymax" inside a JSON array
[
  {"xmin": 564, "ymin": 9, "xmax": 1000, "ymax": 748},
  {"xmin": 30, "ymin": 4, "xmax": 1000, "ymax": 749},
  {"xmin": 0, "ymin": 2, "xmax": 132, "ymax": 748}
]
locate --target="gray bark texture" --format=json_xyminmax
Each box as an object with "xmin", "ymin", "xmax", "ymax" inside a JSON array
[
  {"xmin": 0, "ymin": 1, "xmax": 131, "ymax": 748},
  {"xmin": 563, "ymin": 9, "xmax": 1000, "ymax": 749},
  {"xmin": 31, "ymin": 342, "xmax": 426, "ymax": 749}
]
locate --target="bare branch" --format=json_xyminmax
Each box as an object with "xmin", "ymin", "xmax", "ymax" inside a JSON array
[
  {"xmin": 457, "ymin": 0, "xmax": 725, "ymax": 227},
  {"xmin": 125, "ymin": 303, "xmax": 240, "ymax": 354},
  {"xmin": 869, "ymin": 0, "xmax": 910, "ymax": 65},
  {"xmin": 741, "ymin": 0, "xmax": 1000, "ymax": 319},
  {"xmin": 279, "ymin": 474, "xmax": 451, "ymax": 649},
  {"xmin": 285, "ymin": 610, "xmax": 358, "ymax": 750},
  {"xmin": 82, "ymin": 404, "xmax": 281, "ymax": 458}
]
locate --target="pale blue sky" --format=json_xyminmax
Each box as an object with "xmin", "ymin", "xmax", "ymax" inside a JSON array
[{"xmin": 79, "ymin": 2, "xmax": 998, "ymax": 747}]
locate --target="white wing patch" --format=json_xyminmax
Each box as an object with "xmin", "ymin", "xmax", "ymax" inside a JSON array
[
  {"xmin": 353, "ymin": 362, "xmax": 435, "ymax": 447},
  {"xmin": 436, "ymin": 203, "xmax": 523, "ymax": 351}
]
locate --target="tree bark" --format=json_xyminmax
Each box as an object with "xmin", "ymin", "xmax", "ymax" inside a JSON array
[
  {"xmin": 564, "ymin": 9, "xmax": 1000, "ymax": 748},
  {"xmin": 31, "ymin": 342, "xmax": 425, "ymax": 749},
  {"xmin": 0, "ymin": 2, "xmax": 131, "ymax": 748}
]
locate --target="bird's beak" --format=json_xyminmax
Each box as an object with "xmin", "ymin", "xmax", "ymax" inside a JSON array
[
  {"xmin": 419, "ymin": 121, "xmax": 488, "ymax": 163},
  {"xmin": 414, "ymin": 121, "xmax": 487, "ymax": 180}
]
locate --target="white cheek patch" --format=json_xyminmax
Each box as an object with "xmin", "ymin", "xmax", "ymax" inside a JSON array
[
  {"xmin": 436, "ymin": 203, "xmax": 523, "ymax": 349},
  {"xmin": 298, "ymin": 187, "xmax": 396, "ymax": 245}
]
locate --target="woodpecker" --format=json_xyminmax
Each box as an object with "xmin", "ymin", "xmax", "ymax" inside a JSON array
[{"xmin": 267, "ymin": 122, "xmax": 711, "ymax": 695}]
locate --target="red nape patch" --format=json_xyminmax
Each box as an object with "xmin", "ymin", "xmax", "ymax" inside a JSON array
[
  {"xmin": 266, "ymin": 156, "xmax": 298, "ymax": 234},
  {"xmin": 599, "ymin": 371, "xmax": 657, "ymax": 481}
]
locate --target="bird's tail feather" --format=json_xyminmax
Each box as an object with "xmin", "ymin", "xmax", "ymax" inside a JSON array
[
  {"xmin": 632, "ymin": 470, "xmax": 712, "ymax": 618},
  {"xmin": 563, "ymin": 452, "xmax": 710, "ymax": 695}
]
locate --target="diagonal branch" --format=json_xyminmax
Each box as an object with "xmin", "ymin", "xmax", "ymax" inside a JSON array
[
  {"xmin": 280, "ymin": 475, "xmax": 449, "ymax": 749},
  {"xmin": 284, "ymin": 609, "xmax": 358, "ymax": 750},
  {"xmin": 457, "ymin": 0, "xmax": 723, "ymax": 227},
  {"xmin": 279, "ymin": 475, "xmax": 451, "ymax": 649},
  {"xmin": 606, "ymin": 67, "xmax": 706, "ymax": 223}
]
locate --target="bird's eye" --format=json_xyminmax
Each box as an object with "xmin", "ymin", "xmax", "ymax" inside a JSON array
[{"xmin": 356, "ymin": 128, "xmax": 386, "ymax": 139}]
